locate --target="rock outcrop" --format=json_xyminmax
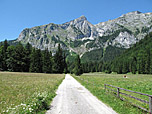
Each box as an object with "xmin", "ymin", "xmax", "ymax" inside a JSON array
[{"xmin": 17, "ymin": 11, "xmax": 152, "ymax": 58}]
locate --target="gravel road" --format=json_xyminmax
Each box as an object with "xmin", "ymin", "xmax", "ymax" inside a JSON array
[{"xmin": 46, "ymin": 74, "xmax": 117, "ymax": 114}]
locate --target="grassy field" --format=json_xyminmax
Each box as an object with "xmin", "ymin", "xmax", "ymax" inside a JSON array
[
  {"xmin": 74, "ymin": 73, "xmax": 152, "ymax": 114},
  {"xmin": 0, "ymin": 72, "xmax": 65, "ymax": 114}
]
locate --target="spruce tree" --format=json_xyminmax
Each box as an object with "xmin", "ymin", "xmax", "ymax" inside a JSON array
[
  {"xmin": 6, "ymin": 43, "xmax": 27, "ymax": 72},
  {"xmin": 6, "ymin": 46, "xmax": 16, "ymax": 71},
  {"xmin": 63, "ymin": 53, "xmax": 68, "ymax": 74},
  {"xmin": 42, "ymin": 48, "xmax": 52, "ymax": 73},
  {"xmin": 73, "ymin": 55, "xmax": 83, "ymax": 76},
  {"xmin": 30, "ymin": 49, "xmax": 42, "ymax": 73},
  {"xmin": 14, "ymin": 43, "xmax": 27, "ymax": 72},
  {"xmin": 145, "ymin": 48, "xmax": 150, "ymax": 74},
  {"xmin": 117, "ymin": 62, "xmax": 122, "ymax": 74},
  {"xmin": 122, "ymin": 61, "xmax": 129, "ymax": 74},
  {"xmin": 0, "ymin": 46, "xmax": 3, "ymax": 70},
  {"xmin": 130, "ymin": 57, "xmax": 137, "ymax": 74},
  {"xmin": 53, "ymin": 44, "xmax": 64, "ymax": 73},
  {"xmin": 1, "ymin": 40, "xmax": 9, "ymax": 71},
  {"xmin": 138, "ymin": 57, "xmax": 145, "ymax": 74},
  {"xmin": 24, "ymin": 43, "xmax": 32, "ymax": 72}
]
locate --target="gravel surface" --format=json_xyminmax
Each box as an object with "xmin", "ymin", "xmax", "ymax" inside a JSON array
[{"xmin": 46, "ymin": 74, "xmax": 117, "ymax": 114}]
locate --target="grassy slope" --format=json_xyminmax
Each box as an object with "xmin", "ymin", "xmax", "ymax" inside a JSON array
[
  {"xmin": 0, "ymin": 72, "xmax": 65, "ymax": 114},
  {"xmin": 74, "ymin": 73, "xmax": 152, "ymax": 114}
]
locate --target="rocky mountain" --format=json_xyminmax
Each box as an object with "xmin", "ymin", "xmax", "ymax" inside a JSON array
[{"xmin": 16, "ymin": 11, "xmax": 152, "ymax": 62}]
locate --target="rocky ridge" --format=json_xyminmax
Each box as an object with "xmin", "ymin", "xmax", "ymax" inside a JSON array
[{"xmin": 17, "ymin": 11, "xmax": 152, "ymax": 59}]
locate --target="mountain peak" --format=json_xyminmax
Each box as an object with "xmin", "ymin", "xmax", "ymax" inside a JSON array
[
  {"xmin": 76, "ymin": 15, "xmax": 87, "ymax": 21},
  {"xmin": 18, "ymin": 11, "xmax": 152, "ymax": 56},
  {"xmin": 120, "ymin": 11, "xmax": 142, "ymax": 17},
  {"xmin": 126, "ymin": 11, "xmax": 142, "ymax": 15},
  {"xmin": 132, "ymin": 11, "xmax": 142, "ymax": 14}
]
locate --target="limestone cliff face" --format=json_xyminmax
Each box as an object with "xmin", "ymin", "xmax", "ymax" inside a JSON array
[{"xmin": 17, "ymin": 11, "xmax": 152, "ymax": 56}]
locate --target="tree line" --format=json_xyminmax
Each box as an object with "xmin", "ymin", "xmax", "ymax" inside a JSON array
[
  {"xmin": 0, "ymin": 41, "xmax": 83, "ymax": 75},
  {"xmin": 106, "ymin": 32, "xmax": 152, "ymax": 74},
  {"xmin": 2, "ymin": 32, "xmax": 151, "ymax": 75},
  {"xmin": 84, "ymin": 32, "xmax": 152, "ymax": 74},
  {"xmin": 81, "ymin": 32, "xmax": 152, "ymax": 74}
]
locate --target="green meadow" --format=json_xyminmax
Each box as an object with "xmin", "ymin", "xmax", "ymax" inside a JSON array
[
  {"xmin": 74, "ymin": 73, "xmax": 152, "ymax": 114},
  {"xmin": 0, "ymin": 72, "xmax": 64, "ymax": 114}
]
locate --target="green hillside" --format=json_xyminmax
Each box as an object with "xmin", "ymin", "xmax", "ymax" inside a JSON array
[{"xmin": 107, "ymin": 32, "xmax": 152, "ymax": 74}]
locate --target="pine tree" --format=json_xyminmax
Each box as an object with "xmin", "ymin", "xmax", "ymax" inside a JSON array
[
  {"xmin": 0, "ymin": 46, "xmax": 3, "ymax": 70},
  {"xmin": 53, "ymin": 44, "xmax": 64, "ymax": 73},
  {"xmin": 42, "ymin": 48, "xmax": 52, "ymax": 73},
  {"xmin": 117, "ymin": 62, "xmax": 122, "ymax": 74},
  {"xmin": 122, "ymin": 60, "xmax": 129, "ymax": 74},
  {"xmin": 25, "ymin": 42, "xmax": 32, "ymax": 54},
  {"xmin": 130, "ymin": 56, "xmax": 137, "ymax": 74},
  {"xmin": 14, "ymin": 43, "xmax": 27, "ymax": 72},
  {"xmin": 145, "ymin": 48, "xmax": 150, "ymax": 74},
  {"xmin": 24, "ymin": 43, "xmax": 32, "ymax": 72},
  {"xmin": 138, "ymin": 57, "xmax": 145, "ymax": 74},
  {"xmin": 1, "ymin": 40, "xmax": 9, "ymax": 71},
  {"xmin": 137, "ymin": 50, "xmax": 145, "ymax": 74},
  {"xmin": 73, "ymin": 55, "xmax": 83, "ymax": 76},
  {"xmin": 63, "ymin": 53, "xmax": 68, "ymax": 74},
  {"xmin": 30, "ymin": 49, "xmax": 42, "ymax": 73},
  {"xmin": 6, "ymin": 43, "xmax": 27, "ymax": 72},
  {"xmin": 6, "ymin": 46, "xmax": 16, "ymax": 71}
]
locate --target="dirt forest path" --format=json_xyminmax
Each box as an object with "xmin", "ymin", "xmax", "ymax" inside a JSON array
[{"xmin": 46, "ymin": 74, "xmax": 117, "ymax": 114}]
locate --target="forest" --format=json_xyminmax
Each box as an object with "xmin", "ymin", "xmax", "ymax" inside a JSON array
[
  {"xmin": 106, "ymin": 32, "xmax": 152, "ymax": 74},
  {"xmin": 82, "ymin": 32, "xmax": 152, "ymax": 74},
  {"xmin": 0, "ymin": 40, "xmax": 83, "ymax": 75},
  {"xmin": 0, "ymin": 32, "xmax": 152, "ymax": 75},
  {"xmin": 0, "ymin": 41, "xmax": 67, "ymax": 73},
  {"xmin": 94, "ymin": 32, "xmax": 152, "ymax": 74}
]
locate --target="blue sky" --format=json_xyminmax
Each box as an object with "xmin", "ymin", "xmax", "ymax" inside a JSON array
[{"xmin": 0, "ymin": 0, "xmax": 152, "ymax": 41}]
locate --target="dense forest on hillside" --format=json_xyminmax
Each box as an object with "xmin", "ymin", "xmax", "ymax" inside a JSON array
[
  {"xmin": 81, "ymin": 32, "xmax": 152, "ymax": 74},
  {"xmin": 103, "ymin": 32, "xmax": 152, "ymax": 74},
  {"xmin": 0, "ymin": 41, "xmax": 68, "ymax": 73},
  {"xmin": 1, "ymin": 32, "xmax": 152, "ymax": 74},
  {"xmin": 0, "ymin": 40, "xmax": 83, "ymax": 75}
]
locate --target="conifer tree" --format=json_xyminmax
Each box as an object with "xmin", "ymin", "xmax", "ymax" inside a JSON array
[
  {"xmin": 73, "ymin": 55, "xmax": 83, "ymax": 76},
  {"xmin": 1, "ymin": 40, "xmax": 9, "ymax": 71},
  {"xmin": 24, "ymin": 43, "xmax": 32, "ymax": 72},
  {"xmin": 53, "ymin": 44, "xmax": 64, "ymax": 73},
  {"xmin": 117, "ymin": 63, "xmax": 122, "ymax": 74},
  {"xmin": 145, "ymin": 48, "xmax": 150, "ymax": 74},
  {"xmin": 130, "ymin": 56, "xmax": 137, "ymax": 74},
  {"xmin": 42, "ymin": 48, "xmax": 52, "ymax": 73},
  {"xmin": 63, "ymin": 53, "xmax": 68, "ymax": 74},
  {"xmin": 0, "ymin": 46, "xmax": 3, "ymax": 70},
  {"xmin": 122, "ymin": 61, "xmax": 129, "ymax": 74},
  {"xmin": 30, "ymin": 49, "xmax": 42, "ymax": 73},
  {"xmin": 13, "ymin": 43, "xmax": 27, "ymax": 72},
  {"xmin": 6, "ymin": 43, "xmax": 27, "ymax": 72},
  {"xmin": 6, "ymin": 46, "xmax": 16, "ymax": 71},
  {"xmin": 138, "ymin": 57, "xmax": 145, "ymax": 74}
]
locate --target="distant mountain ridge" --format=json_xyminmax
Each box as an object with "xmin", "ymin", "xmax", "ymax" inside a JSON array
[{"xmin": 15, "ymin": 11, "xmax": 152, "ymax": 62}]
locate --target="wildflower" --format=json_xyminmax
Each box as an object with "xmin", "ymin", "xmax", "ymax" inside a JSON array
[{"xmin": 29, "ymin": 108, "xmax": 32, "ymax": 111}]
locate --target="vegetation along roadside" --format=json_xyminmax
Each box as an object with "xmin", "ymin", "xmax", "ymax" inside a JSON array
[
  {"xmin": 74, "ymin": 73, "xmax": 152, "ymax": 114},
  {"xmin": 0, "ymin": 72, "xmax": 65, "ymax": 114}
]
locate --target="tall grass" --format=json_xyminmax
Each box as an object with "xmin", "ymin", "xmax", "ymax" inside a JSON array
[
  {"xmin": 74, "ymin": 73, "xmax": 152, "ymax": 114},
  {"xmin": 0, "ymin": 72, "xmax": 64, "ymax": 113}
]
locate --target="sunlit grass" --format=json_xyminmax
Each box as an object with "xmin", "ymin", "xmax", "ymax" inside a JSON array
[
  {"xmin": 0, "ymin": 72, "xmax": 65, "ymax": 113},
  {"xmin": 74, "ymin": 73, "xmax": 152, "ymax": 114}
]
